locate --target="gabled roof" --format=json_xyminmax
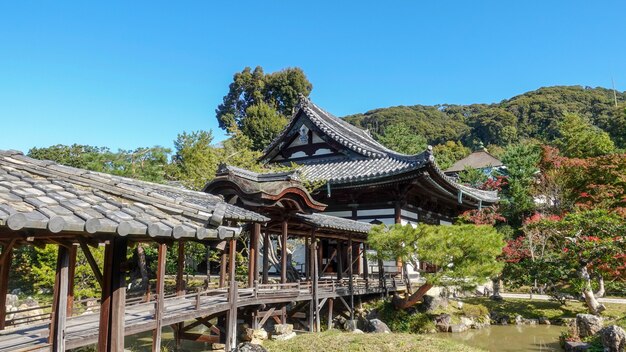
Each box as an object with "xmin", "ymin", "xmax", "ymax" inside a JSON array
[
  {"xmin": 296, "ymin": 213, "xmax": 372, "ymax": 234},
  {"xmin": 261, "ymin": 95, "xmax": 416, "ymax": 162},
  {"xmin": 445, "ymin": 150, "xmax": 504, "ymax": 173},
  {"xmin": 0, "ymin": 150, "xmax": 267, "ymax": 240}
]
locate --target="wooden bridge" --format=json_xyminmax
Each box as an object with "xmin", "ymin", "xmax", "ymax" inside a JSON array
[{"xmin": 0, "ymin": 277, "xmax": 405, "ymax": 352}]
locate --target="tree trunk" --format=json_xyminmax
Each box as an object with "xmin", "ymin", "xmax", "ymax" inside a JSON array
[
  {"xmin": 581, "ymin": 267, "xmax": 606, "ymax": 315},
  {"xmin": 136, "ymin": 244, "xmax": 149, "ymax": 290},
  {"xmin": 594, "ymin": 275, "xmax": 605, "ymax": 298},
  {"xmin": 392, "ymin": 282, "xmax": 433, "ymax": 309}
]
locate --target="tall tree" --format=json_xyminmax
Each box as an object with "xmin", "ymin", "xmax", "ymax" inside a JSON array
[
  {"xmin": 468, "ymin": 107, "xmax": 518, "ymax": 146},
  {"xmin": 433, "ymin": 141, "xmax": 471, "ymax": 170},
  {"xmin": 553, "ymin": 113, "xmax": 615, "ymax": 158},
  {"xmin": 215, "ymin": 66, "xmax": 312, "ymax": 150},
  {"xmin": 169, "ymin": 130, "xmax": 220, "ymax": 190},
  {"xmin": 375, "ymin": 123, "xmax": 427, "ymax": 154}
]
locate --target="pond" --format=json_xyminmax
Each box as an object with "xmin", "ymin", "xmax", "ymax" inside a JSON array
[{"xmin": 441, "ymin": 325, "xmax": 565, "ymax": 352}]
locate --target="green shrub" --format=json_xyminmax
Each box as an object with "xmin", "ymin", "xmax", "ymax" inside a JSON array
[{"xmin": 461, "ymin": 302, "xmax": 489, "ymax": 321}]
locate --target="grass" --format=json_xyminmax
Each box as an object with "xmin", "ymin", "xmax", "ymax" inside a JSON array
[{"xmin": 263, "ymin": 330, "xmax": 486, "ymax": 352}]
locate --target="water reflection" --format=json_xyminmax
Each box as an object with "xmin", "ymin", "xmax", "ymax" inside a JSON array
[{"xmin": 441, "ymin": 325, "xmax": 565, "ymax": 352}]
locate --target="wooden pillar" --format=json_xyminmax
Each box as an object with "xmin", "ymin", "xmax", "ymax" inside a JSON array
[
  {"xmin": 363, "ymin": 243, "xmax": 369, "ymax": 289},
  {"xmin": 280, "ymin": 220, "xmax": 288, "ymax": 284},
  {"xmin": 310, "ymin": 229, "xmax": 319, "ymax": 332},
  {"xmin": 176, "ymin": 240, "xmax": 185, "ymax": 296},
  {"xmin": 66, "ymin": 245, "xmax": 77, "ymax": 317},
  {"xmin": 225, "ymin": 239, "xmax": 238, "ymax": 351},
  {"xmin": 327, "ymin": 298, "xmax": 334, "ymax": 331},
  {"xmin": 337, "ymin": 241, "xmax": 343, "ymax": 281},
  {"xmin": 152, "ymin": 243, "xmax": 167, "ymax": 352},
  {"xmin": 49, "ymin": 245, "xmax": 69, "ymax": 352},
  {"xmin": 248, "ymin": 223, "xmax": 260, "ymax": 287},
  {"xmin": 262, "ymin": 231, "xmax": 269, "ymax": 284},
  {"xmin": 348, "ymin": 234, "xmax": 354, "ymax": 324},
  {"xmin": 0, "ymin": 239, "xmax": 15, "ymax": 330},
  {"xmin": 219, "ymin": 249, "xmax": 227, "ymax": 288},
  {"xmin": 304, "ymin": 236, "xmax": 310, "ymax": 280},
  {"xmin": 356, "ymin": 242, "xmax": 362, "ymax": 275},
  {"xmin": 98, "ymin": 237, "xmax": 128, "ymax": 352}
]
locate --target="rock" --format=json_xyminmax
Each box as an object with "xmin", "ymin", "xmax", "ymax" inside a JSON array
[
  {"xmin": 576, "ymin": 314, "xmax": 603, "ymax": 338},
  {"xmin": 514, "ymin": 315, "xmax": 524, "ymax": 325},
  {"xmin": 539, "ymin": 317, "xmax": 551, "ymax": 325},
  {"xmin": 345, "ymin": 319, "xmax": 358, "ymax": 331},
  {"xmin": 270, "ymin": 331, "xmax": 296, "ymax": 341},
  {"xmin": 564, "ymin": 341, "xmax": 591, "ymax": 352},
  {"xmin": 272, "ymin": 324, "xmax": 293, "ymax": 336},
  {"xmin": 435, "ymin": 314, "xmax": 451, "ymax": 332},
  {"xmin": 23, "ymin": 297, "xmax": 38, "ymax": 307},
  {"xmin": 460, "ymin": 316, "xmax": 474, "ymax": 327},
  {"xmin": 240, "ymin": 327, "xmax": 254, "ymax": 342},
  {"xmin": 449, "ymin": 324, "xmax": 468, "ymax": 333},
  {"xmin": 211, "ymin": 343, "xmax": 226, "ymax": 351},
  {"xmin": 366, "ymin": 319, "xmax": 391, "ymax": 333},
  {"xmin": 600, "ymin": 325, "xmax": 626, "ymax": 352},
  {"xmin": 5, "ymin": 294, "xmax": 18, "ymax": 307},
  {"xmin": 237, "ymin": 342, "xmax": 268, "ymax": 352},
  {"xmin": 252, "ymin": 328, "xmax": 268, "ymax": 342},
  {"xmin": 457, "ymin": 301, "xmax": 464, "ymax": 309},
  {"xmin": 352, "ymin": 329, "xmax": 364, "ymax": 334},
  {"xmin": 420, "ymin": 295, "xmax": 446, "ymax": 313}
]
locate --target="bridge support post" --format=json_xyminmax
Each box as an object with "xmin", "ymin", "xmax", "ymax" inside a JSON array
[
  {"xmin": 98, "ymin": 237, "xmax": 128, "ymax": 352},
  {"xmin": 66, "ymin": 245, "xmax": 77, "ymax": 317},
  {"xmin": 310, "ymin": 229, "xmax": 319, "ymax": 332},
  {"xmin": 0, "ymin": 239, "xmax": 15, "ymax": 330},
  {"xmin": 225, "ymin": 238, "xmax": 238, "ymax": 352},
  {"xmin": 248, "ymin": 223, "xmax": 260, "ymax": 288},
  {"xmin": 174, "ymin": 240, "xmax": 185, "ymax": 350},
  {"xmin": 49, "ymin": 244, "xmax": 69, "ymax": 352},
  {"xmin": 262, "ymin": 230, "xmax": 269, "ymax": 284},
  {"xmin": 152, "ymin": 242, "xmax": 167, "ymax": 352},
  {"xmin": 348, "ymin": 234, "xmax": 354, "ymax": 325}
]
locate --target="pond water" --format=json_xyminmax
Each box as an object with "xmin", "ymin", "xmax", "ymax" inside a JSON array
[{"xmin": 441, "ymin": 325, "xmax": 565, "ymax": 352}]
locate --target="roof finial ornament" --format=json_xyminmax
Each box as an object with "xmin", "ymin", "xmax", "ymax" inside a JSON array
[{"xmin": 426, "ymin": 145, "xmax": 435, "ymax": 162}]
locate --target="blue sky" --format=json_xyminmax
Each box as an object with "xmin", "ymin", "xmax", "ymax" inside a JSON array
[{"xmin": 1, "ymin": 1, "xmax": 625, "ymax": 153}]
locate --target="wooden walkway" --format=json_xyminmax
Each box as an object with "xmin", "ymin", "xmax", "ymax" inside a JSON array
[{"xmin": 0, "ymin": 278, "xmax": 403, "ymax": 352}]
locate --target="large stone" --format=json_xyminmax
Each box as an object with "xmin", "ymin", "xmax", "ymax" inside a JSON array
[
  {"xmin": 272, "ymin": 324, "xmax": 293, "ymax": 336},
  {"xmin": 600, "ymin": 325, "xmax": 626, "ymax": 352},
  {"xmin": 435, "ymin": 314, "xmax": 451, "ymax": 333},
  {"xmin": 564, "ymin": 341, "xmax": 591, "ymax": 352},
  {"xmin": 539, "ymin": 317, "xmax": 551, "ymax": 325},
  {"xmin": 420, "ymin": 295, "xmax": 447, "ymax": 313},
  {"xmin": 5, "ymin": 294, "xmax": 18, "ymax": 307},
  {"xmin": 240, "ymin": 327, "xmax": 254, "ymax": 342},
  {"xmin": 366, "ymin": 319, "xmax": 391, "ymax": 333},
  {"xmin": 252, "ymin": 328, "xmax": 268, "ymax": 341},
  {"xmin": 270, "ymin": 331, "xmax": 296, "ymax": 341},
  {"xmin": 449, "ymin": 324, "xmax": 469, "ymax": 333},
  {"xmin": 576, "ymin": 314, "xmax": 603, "ymax": 338},
  {"xmin": 237, "ymin": 342, "xmax": 268, "ymax": 352},
  {"xmin": 460, "ymin": 316, "xmax": 474, "ymax": 327}
]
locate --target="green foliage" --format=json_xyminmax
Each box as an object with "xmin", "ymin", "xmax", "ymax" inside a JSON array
[
  {"xmin": 457, "ymin": 166, "xmax": 488, "ymax": 187},
  {"xmin": 215, "ymin": 66, "xmax": 312, "ymax": 150},
  {"xmin": 374, "ymin": 300, "xmax": 436, "ymax": 333},
  {"xmin": 368, "ymin": 224, "xmax": 504, "ymax": 288},
  {"xmin": 241, "ymin": 101, "xmax": 289, "ymax": 151},
  {"xmin": 374, "ymin": 123, "xmax": 427, "ymax": 154},
  {"xmin": 28, "ymin": 144, "xmax": 171, "ymax": 183},
  {"xmin": 169, "ymin": 130, "xmax": 220, "ymax": 190},
  {"xmin": 461, "ymin": 302, "xmax": 490, "ymax": 321},
  {"xmin": 499, "ymin": 141, "xmax": 542, "ymax": 227},
  {"xmin": 433, "ymin": 141, "xmax": 471, "ymax": 170},
  {"xmin": 553, "ymin": 113, "xmax": 615, "ymax": 158},
  {"xmin": 469, "ymin": 107, "xmax": 518, "ymax": 146}
]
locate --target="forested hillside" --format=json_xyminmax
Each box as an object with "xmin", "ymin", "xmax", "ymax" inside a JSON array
[{"xmin": 344, "ymin": 86, "xmax": 626, "ymax": 150}]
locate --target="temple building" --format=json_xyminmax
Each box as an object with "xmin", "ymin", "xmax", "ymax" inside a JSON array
[
  {"xmin": 444, "ymin": 145, "xmax": 505, "ymax": 179},
  {"xmin": 205, "ymin": 96, "xmax": 498, "ymax": 278}
]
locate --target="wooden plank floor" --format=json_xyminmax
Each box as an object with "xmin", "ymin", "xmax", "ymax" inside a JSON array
[{"xmin": 0, "ymin": 282, "xmax": 403, "ymax": 351}]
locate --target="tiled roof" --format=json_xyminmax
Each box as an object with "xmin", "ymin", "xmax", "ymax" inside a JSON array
[
  {"xmin": 299, "ymin": 156, "xmax": 426, "ymax": 184},
  {"xmin": 0, "ymin": 150, "xmax": 268, "ymax": 240},
  {"xmin": 445, "ymin": 150, "xmax": 504, "ymax": 173},
  {"xmin": 296, "ymin": 213, "xmax": 372, "ymax": 234}
]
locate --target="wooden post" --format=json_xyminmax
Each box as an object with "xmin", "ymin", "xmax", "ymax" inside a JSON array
[
  {"xmin": 0, "ymin": 239, "xmax": 15, "ymax": 330},
  {"xmin": 304, "ymin": 236, "xmax": 310, "ymax": 280},
  {"xmin": 49, "ymin": 245, "xmax": 69, "ymax": 352},
  {"xmin": 363, "ymin": 243, "xmax": 369, "ymax": 289},
  {"xmin": 311, "ymin": 229, "xmax": 319, "ymax": 332},
  {"xmin": 97, "ymin": 237, "xmax": 128, "ymax": 352},
  {"xmin": 281, "ymin": 220, "xmax": 288, "ymax": 284},
  {"xmin": 220, "ymin": 249, "xmax": 227, "ymax": 288},
  {"xmin": 262, "ymin": 231, "xmax": 269, "ymax": 284},
  {"xmin": 337, "ymin": 241, "xmax": 343, "ymax": 281},
  {"xmin": 225, "ymin": 239, "xmax": 238, "ymax": 351},
  {"xmin": 348, "ymin": 234, "xmax": 354, "ymax": 324},
  {"xmin": 66, "ymin": 245, "xmax": 77, "ymax": 317},
  {"xmin": 176, "ymin": 240, "xmax": 185, "ymax": 296},
  {"xmin": 248, "ymin": 223, "xmax": 260, "ymax": 287},
  {"xmin": 327, "ymin": 298, "xmax": 334, "ymax": 331},
  {"xmin": 152, "ymin": 243, "xmax": 167, "ymax": 352}
]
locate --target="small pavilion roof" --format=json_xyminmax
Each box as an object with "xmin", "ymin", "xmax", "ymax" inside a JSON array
[
  {"xmin": 444, "ymin": 149, "xmax": 504, "ymax": 173},
  {"xmin": 0, "ymin": 150, "xmax": 268, "ymax": 242},
  {"xmin": 295, "ymin": 213, "xmax": 372, "ymax": 234}
]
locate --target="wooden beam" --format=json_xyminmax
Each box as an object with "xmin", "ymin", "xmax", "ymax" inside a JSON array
[
  {"xmin": 97, "ymin": 237, "xmax": 128, "ymax": 352},
  {"xmin": 262, "ymin": 231, "xmax": 269, "ymax": 284},
  {"xmin": 66, "ymin": 245, "xmax": 77, "ymax": 317},
  {"xmin": 327, "ymin": 298, "xmax": 334, "ymax": 331},
  {"xmin": 337, "ymin": 241, "xmax": 343, "ymax": 281},
  {"xmin": 258, "ymin": 307, "xmax": 276, "ymax": 329},
  {"xmin": 176, "ymin": 240, "xmax": 185, "ymax": 296},
  {"xmin": 281, "ymin": 220, "xmax": 288, "ymax": 284},
  {"xmin": 49, "ymin": 245, "xmax": 69, "ymax": 351},
  {"xmin": 152, "ymin": 243, "xmax": 167, "ymax": 352},
  {"xmin": 363, "ymin": 243, "xmax": 369, "ymax": 289},
  {"xmin": 311, "ymin": 229, "xmax": 319, "ymax": 332},
  {"xmin": 248, "ymin": 223, "xmax": 260, "ymax": 287},
  {"xmin": 225, "ymin": 238, "xmax": 238, "ymax": 352},
  {"xmin": 348, "ymin": 234, "xmax": 354, "ymax": 324},
  {"xmin": 219, "ymin": 249, "xmax": 227, "ymax": 288},
  {"xmin": 78, "ymin": 238, "xmax": 103, "ymax": 289},
  {"xmin": 0, "ymin": 239, "xmax": 15, "ymax": 330}
]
